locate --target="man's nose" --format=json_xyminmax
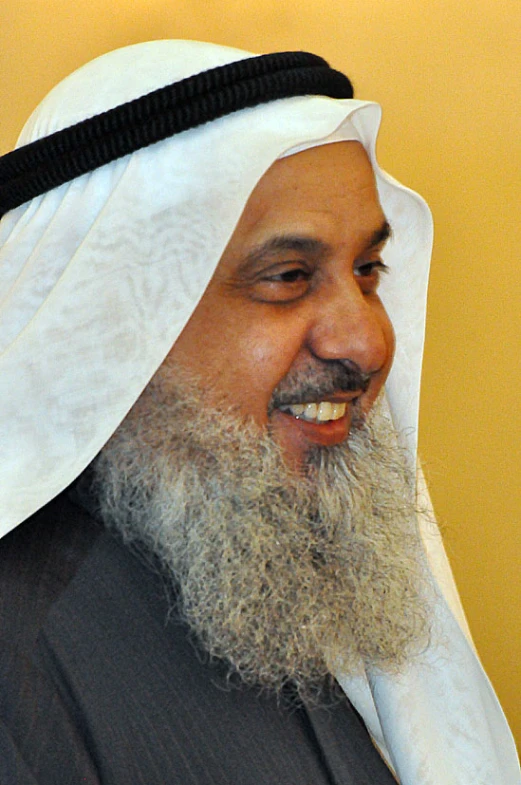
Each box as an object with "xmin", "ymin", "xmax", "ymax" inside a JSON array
[{"xmin": 306, "ymin": 281, "xmax": 391, "ymax": 376}]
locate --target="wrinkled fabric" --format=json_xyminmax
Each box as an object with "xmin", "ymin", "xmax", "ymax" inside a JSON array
[{"xmin": 0, "ymin": 39, "xmax": 518, "ymax": 784}]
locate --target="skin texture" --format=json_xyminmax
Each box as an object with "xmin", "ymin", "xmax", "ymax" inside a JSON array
[{"xmin": 166, "ymin": 141, "xmax": 395, "ymax": 469}]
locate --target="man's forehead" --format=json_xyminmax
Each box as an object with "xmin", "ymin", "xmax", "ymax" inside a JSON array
[
  {"xmin": 213, "ymin": 141, "xmax": 387, "ymax": 272},
  {"xmin": 242, "ymin": 141, "xmax": 379, "ymax": 215},
  {"xmin": 265, "ymin": 139, "xmax": 371, "ymax": 183}
]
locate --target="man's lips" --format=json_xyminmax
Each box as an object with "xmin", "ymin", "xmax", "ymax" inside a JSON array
[
  {"xmin": 277, "ymin": 391, "xmax": 361, "ymax": 420},
  {"xmin": 271, "ymin": 391, "xmax": 361, "ymax": 448},
  {"xmin": 278, "ymin": 410, "xmax": 351, "ymax": 446}
]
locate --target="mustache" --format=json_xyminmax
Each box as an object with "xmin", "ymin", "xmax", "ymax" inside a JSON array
[{"xmin": 269, "ymin": 360, "xmax": 371, "ymax": 412}]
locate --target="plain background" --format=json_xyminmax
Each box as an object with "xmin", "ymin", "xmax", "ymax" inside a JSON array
[{"xmin": 1, "ymin": 0, "xmax": 519, "ymax": 751}]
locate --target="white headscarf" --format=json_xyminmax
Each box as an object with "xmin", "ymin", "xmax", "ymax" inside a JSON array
[{"xmin": 0, "ymin": 40, "xmax": 518, "ymax": 784}]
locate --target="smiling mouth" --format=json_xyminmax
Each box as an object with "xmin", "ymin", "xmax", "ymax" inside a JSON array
[{"xmin": 278, "ymin": 401, "xmax": 347, "ymax": 424}]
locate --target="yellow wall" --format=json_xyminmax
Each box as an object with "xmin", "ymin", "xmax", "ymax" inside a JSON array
[{"xmin": 1, "ymin": 0, "xmax": 520, "ymax": 749}]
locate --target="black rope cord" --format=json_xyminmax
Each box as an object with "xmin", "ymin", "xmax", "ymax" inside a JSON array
[{"xmin": 0, "ymin": 51, "xmax": 353, "ymax": 218}]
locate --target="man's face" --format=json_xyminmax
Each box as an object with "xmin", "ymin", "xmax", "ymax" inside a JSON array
[
  {"xmin": 167, "ymin": 141, "xmax": 395, "ymax": 468},
  {"xmin": 97, "ymin": 147, "xmax": 428, "ymax": 683}
]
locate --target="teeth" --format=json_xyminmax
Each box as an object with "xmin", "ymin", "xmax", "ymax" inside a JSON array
[
  {"xmin": 317, "ymin": 402, "xmax": 332, "ymax": 422},
  {"xmin": 331, "ymin": 403, "xmax": 345, "ymax": 420},
  {"xmin": 281, "ymin": 401, "xmax": 347, "ymax": 423},
  {"xmin": 304, "ymin": 402, "xmax": 318, "ymax": 420}
]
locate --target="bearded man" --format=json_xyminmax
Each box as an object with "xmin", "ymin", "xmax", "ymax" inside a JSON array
[{"xmin": 0, "ymin": 41, "xmax": 518, "ymax": 785}]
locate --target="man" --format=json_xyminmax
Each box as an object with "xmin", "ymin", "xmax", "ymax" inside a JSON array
[{"xmin": 0, "ymin": 40, "xmax": 518, "ymax": 784}]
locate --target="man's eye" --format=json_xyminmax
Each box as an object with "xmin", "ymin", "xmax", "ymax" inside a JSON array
[
  {"xmin": 355, "ymin": 260, "xmax": 389, "ymax": 278},
  {"xmin": 354, "ymin": 260, "xmax": 389, "ymax": 292},
  {"xmin": 251, "ymin": 264, "xmax": 312, "ymax": 303},
  {"xmin": 266, "ymin": 267, "xmax": 311, "ymax": 284}
]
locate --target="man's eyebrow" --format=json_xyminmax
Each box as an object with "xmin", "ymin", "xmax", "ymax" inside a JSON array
[
  {"xmin": 235, "ymin": 219, "xmax": 392, "ymax": 279},
  {"xmin": 237, "ymin": 235, "xmax": 331, "ymax": 277},
  {"xmin": 368, "ymin": 219, "xmax": 393, "ymax": 248}
]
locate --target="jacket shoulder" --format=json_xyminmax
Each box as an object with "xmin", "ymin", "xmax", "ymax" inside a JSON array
[{"xmin": 0, "ymin": 489, "xmax": 102, "ymax": 668}]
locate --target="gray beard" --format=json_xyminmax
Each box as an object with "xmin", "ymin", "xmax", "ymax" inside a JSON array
[{"xmin": 90, "ymin": 368, "xmax": 431, "ymax": 697}]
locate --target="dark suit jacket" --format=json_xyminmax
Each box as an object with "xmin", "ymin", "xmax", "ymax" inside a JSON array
[{"xmin": 0, "ymin": 491, "xmax": 397, "ymax": 784}]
